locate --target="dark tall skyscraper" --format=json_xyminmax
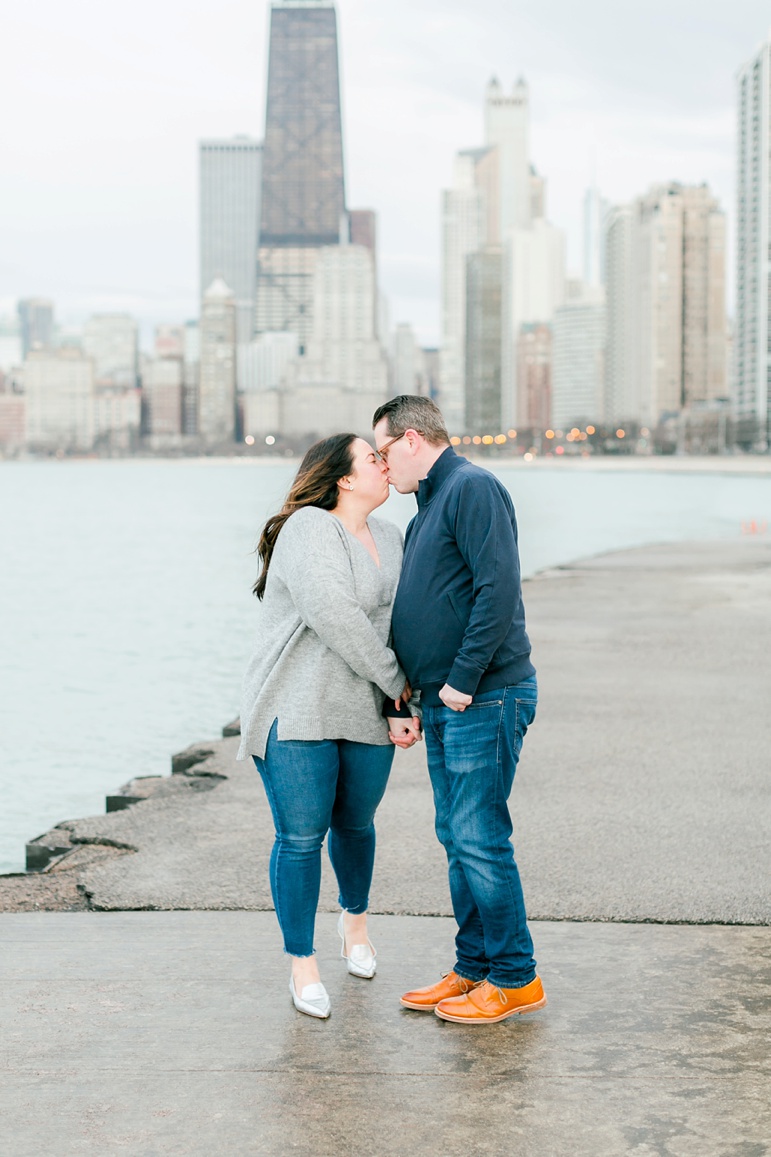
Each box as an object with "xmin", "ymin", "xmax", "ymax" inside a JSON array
[
  {"xmin": 260, "ymin": 1, "xmax": 345, "ymax": 245},
  {"xmin": 256, "ymin": 1, "xmax": 347, "ymax": 348}
]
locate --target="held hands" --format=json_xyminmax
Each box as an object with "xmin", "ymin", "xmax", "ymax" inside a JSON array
[
  {"xmin": 389, "ymin": 679, "xmax": 421, "ymax": 748},
  {"xmin": 439, "ymin": 684, "xmax": 473, "ymax": 712},
  {"xmin": 387, "ymin": 715, "xmax": 423, "ymax": 749}
]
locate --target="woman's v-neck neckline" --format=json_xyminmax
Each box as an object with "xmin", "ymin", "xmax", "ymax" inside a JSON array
[{"xmin": 331, "ymin": 513, "xmax": 382, "ymax": 570}]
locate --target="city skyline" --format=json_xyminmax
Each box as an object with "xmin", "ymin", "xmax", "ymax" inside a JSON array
[{"xmin": 1, "ymin": 1, "xmax": 767, "ymax": 346}]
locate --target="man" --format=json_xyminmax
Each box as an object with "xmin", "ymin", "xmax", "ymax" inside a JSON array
[{"xmin": 374, "ymin": 395, "xmax": 546, "ymax": 1025}]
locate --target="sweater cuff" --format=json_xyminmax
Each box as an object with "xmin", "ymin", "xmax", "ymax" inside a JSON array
[
  {"xmin": 382, "ymin": 698, "xmax": 412, "ymax": 719},
  {"xmin": 447, "ymin": 659, "xmax": 484, "ymax": 698}
]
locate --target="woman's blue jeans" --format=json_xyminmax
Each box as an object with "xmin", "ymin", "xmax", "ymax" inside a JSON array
[
  {"xmin": 422, "ymin": 677, "xmax": 538, "ymax": 989},
  {"xmin": 253, "ymin": 720, "xmax": 394, "ymax": 957}
]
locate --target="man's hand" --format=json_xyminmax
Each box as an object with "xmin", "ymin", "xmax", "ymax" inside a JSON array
[
  {"xmin": 387, "ymin": 715, "xmax": 423, "ymax": 749},
  {"xmin": 439, "ymin": 684, "xmax": 473, "ymax": 712}
]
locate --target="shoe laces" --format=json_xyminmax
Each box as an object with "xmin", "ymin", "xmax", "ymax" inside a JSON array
[
  {"xmin": 442, "ymin": 971, "xmax": 479, "ymax": 995},
  {"xmin": 479, "ymin": 981, "xmax": 507, "ymax": 1005}
]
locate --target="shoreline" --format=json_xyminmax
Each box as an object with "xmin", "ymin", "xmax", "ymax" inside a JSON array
[{"xmin": 3, "ymin": 453, "xmax": 771, "ymax": 477}]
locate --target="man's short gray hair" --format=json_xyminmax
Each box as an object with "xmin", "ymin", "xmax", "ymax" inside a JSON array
[{"xmin": 372, "ymin": 395, "xmax": 450, "ymax": 446}]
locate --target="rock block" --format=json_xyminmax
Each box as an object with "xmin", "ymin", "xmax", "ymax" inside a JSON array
[{"xmin": 171, "ymin": 743, "xmax": 217, "ymax": 776}]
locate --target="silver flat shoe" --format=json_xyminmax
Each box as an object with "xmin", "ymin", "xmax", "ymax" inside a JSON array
[
  {"xmin": 289, "ymin": 976, "xmax": 331, "ymax": 1019},
  {"xmin": 337, "ymin": 912, "xmax": 377, "ymax": 979}
]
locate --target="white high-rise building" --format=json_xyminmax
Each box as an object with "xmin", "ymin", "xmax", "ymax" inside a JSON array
[
  {"xmin": 82, "ymin": 314, "xmax": 138, "ymax": 388},
  {"xmin": 199, "ymin": 138, "xmax": 262, "ymax": 348},
  {"xmin": 392, "ymin": 323, "xmax": 426, "ymax": 395},
  {"xmin": 552, "ymin": 287, "xmax": 606, "ymax": 428},
  {"xmin": 484, "ymin": 77, "xmax": 531, "ymax": 234},
  {"xmin": 24, "ymin": 349, "xmax": 96, "ymax": 451},
  {"xmin": 736, "ymin": 34, "xmax": 771, "ymax": 441},
  {"xmin": 605, "ymin": 184, "xmax": 726, "ymax": 427},
  {"xmin": 502, "ymin": 219, "xmax": 566, "ymax": 425},
  {"xmin": 281, "ymin": 245, "xmax": 389, "ymax": 437},
  {"xmin": 583, "ymin": 186, "xmax": 609, "ymax": 288},
  {"xmin": 605, "ymin": 205, "xmax": 636, "ymax": 423},
  {"xmin": 182, "ymin": 320, "xmax": 200, "ymax": 436},
  {"xmin": 240, "ymin": 332, "xmax": 299, "ymax": 394},
  {"xmin": 439, "ymin": 150, "xmax": 490, "ymax": 428},
  {"xmin": 199, "ymin": 278, "xmax": 237, "ymax": 444}
]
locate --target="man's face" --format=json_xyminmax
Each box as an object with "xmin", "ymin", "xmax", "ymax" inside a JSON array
[{"xmin": 374, "ymin": 419, "xmax": 421, "ymax": 494}]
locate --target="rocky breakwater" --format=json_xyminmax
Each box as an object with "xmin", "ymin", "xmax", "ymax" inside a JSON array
[{"xmin": 0, "ymin": 726, "xmax": 240, "ymax": 913}]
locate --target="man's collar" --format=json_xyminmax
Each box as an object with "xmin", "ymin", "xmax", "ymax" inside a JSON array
[{"xmin": 416, "ymin": 446, "xmax": 467, "ymax": 508}]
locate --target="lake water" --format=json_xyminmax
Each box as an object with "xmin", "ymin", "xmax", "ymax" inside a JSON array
[{"xmin": 1, "ymin": 457, "xmax": 769, "ymax": 873}]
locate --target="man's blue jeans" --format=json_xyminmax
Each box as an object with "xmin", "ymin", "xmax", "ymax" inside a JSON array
[
  {"xmin": 253, "ymin": 720, "xmax": 394, "ymax": 957},
  {"xmin": 422, "ymin": 677, "xmax": 538, "ymax": 989}
]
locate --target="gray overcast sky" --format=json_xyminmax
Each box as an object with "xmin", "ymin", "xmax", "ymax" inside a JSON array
[{"xmin": 1, "ymin": 0, "xmax": 769, "ymax": 346}]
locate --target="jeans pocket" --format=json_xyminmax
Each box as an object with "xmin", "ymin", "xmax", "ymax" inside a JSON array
[{"xmin": 443, "ymin": 701, "xmax": 503, "ymax": 775}]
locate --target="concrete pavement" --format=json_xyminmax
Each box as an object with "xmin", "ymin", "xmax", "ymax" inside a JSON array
[
  {"xmin": 2, "ymin": 536, "xmax": 771, "ymax": 1154},
  {"xmin": 2, "ymin": 912, "xmax": 770, "ymax": 1156}
]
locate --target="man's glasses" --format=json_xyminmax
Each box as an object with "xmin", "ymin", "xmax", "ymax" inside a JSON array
[{"xmin": 374, "ymin": 432, "xmax": 406, "ymax": 463}]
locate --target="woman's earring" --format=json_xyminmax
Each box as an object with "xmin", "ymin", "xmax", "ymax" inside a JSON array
[{"xmin": 348, "ymin": 484, "xmax": 355, "ymax": 491}]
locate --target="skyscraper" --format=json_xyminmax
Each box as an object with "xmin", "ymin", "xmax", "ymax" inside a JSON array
[
  {"xmin": 256, "ymin": 0, "xmax": 346, "ymax": 350},
  {"xmin": 605, "ymin": 183, "xmax": 726, "ymax": 426},
  {"xmin": 440, "ymin": 149, "xmax": 493, "ymax": 428},
  {"xmin": 736, "ymin": 35, "xmax": 771, "ymax": 443},
  {"xmin": 199, "ymin": 137, "xmax": 263, "ymax": 347},
  {"xmin": 552, "ymin": 289, "xmax": 606, "ymax": 429},
  {"xmin": 583, "ymin": 186, "xmax": 609, "ymax": 288},
  {"xmin": 501, "ymin": 218, "xmax": 566, "ymax": 426},
  {"xmin": 280, "ymin": 245, "xmax": 388, "ymax": 437},
  {"xmin": 605, "ymin": 205, "xmax": 635, "ymax": 423},
  {"xmin": 82, "ymin": 314, "xmax": 138, "ymax": 388},
  {"xmin": 24, "ymin": 349, "xmax": 95, "ymax": 452},
  {"xmin": 515, "ymin": 323, "xmax": 552, "ymax": 431},
  {"xmin": 199, "ymin": 278, "xmax": 237, "ymax": 444},
  {"xmin": 465, "ymin": 249, "xmax": 503, "ymax": 431},
  {"xmin": 484, "ymin": 78, "xmax": 531, "ymax": 234}
]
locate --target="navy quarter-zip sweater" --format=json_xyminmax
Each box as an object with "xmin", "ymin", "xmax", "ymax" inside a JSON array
[{"xmin": 390, "ymin": 447, "xmax": 535, "ymax": 706}]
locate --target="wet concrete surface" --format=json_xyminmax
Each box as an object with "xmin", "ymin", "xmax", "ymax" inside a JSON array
[
  {"xmin": 1, "ymin": 912, "xmax": 770, "ymax": 1155},
  {"xmin": 3, "ymin": 538, "xmax": 770, "ymax": 1152}
]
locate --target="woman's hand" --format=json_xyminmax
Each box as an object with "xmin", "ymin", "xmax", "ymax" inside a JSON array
[
  {"xmin": 393, "ymin": 680, "xmax": 412, "ymax": 711},
  {"xmin": 387, "ymin": 716, "xmax": 423, "ymax": 749}
]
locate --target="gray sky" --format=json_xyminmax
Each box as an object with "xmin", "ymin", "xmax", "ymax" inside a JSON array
[{"xmin": 1, "ymin": 0, "xmax": 768, "ymax": 346}]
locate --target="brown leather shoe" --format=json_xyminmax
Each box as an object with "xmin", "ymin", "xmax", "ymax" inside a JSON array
[
  {"xmin": 400, "ymin": 971, "xmax": 484, "ymax": 1011},
  {"xmin": 435, "ymin": 977, "xmax": 547, "ymax": 1023}
]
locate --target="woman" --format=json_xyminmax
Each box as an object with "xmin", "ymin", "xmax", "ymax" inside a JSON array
[{"xmin": 237, "ymin": 433, "xmax": 414, "ymax": 1019}]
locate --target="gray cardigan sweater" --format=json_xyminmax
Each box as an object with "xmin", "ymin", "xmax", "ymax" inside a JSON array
[{"xmin": 237, "ymin": 507, "xmax": 406, "ymax": 760}]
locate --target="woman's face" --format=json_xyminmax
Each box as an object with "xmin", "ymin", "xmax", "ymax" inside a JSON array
[{"xmin": 345, "ymin": 437, "xmax": 390, "ymax": 508}]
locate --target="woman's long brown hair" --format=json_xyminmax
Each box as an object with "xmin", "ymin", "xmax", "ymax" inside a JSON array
[{"xmin": 253, "ymin": 433, "xmax": 357, "ymax": 599}]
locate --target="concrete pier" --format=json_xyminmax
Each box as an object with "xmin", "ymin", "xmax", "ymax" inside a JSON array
[{"xmin": 1, "ymin": 537, "xmax": 770, "ymax": 1154}]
